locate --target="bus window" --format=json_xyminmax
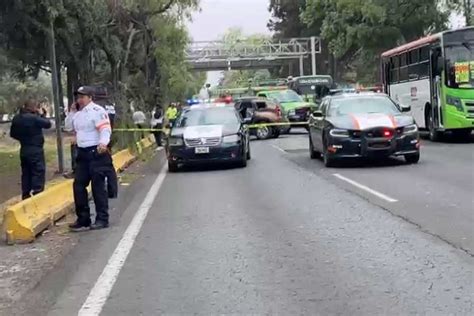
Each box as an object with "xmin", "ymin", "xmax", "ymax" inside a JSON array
[
  {"xmin": 409, "ymin": 50, "xmax": 419, "ymax": 64},
  {"xmin": 420, "ymin": 46, "xmax": 430, "ymax": 62}
]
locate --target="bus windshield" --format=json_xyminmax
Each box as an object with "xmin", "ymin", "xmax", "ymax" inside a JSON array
[
  {"xmin": 445, "ymin": 42, "xmax": 474, "ymax": 89},
  {"xmin": 266, "ymin": 90, "xmax": 303, "ymax": 103}
]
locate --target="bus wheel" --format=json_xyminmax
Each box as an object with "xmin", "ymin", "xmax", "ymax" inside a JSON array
[{"xmin": 427, "ymin": 110, "xmax": 442, "ymax": 142}]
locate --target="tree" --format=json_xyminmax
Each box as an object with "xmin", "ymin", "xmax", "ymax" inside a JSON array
[
  {"xmin": 446, "ymin": 0, "xmax": 472, "ymax": 26},
  {"xmin": 0, "ymin": 0, "xmax": 202, "ymax": 115},
  {"xmin": 300, "ymin": 0, "xmax": 449, "ymax": 83}
]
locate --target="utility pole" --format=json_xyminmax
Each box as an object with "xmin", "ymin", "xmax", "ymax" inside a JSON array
[{"xmin": 48, "ymin": 18, "xmax": 65, "ymax": 174}]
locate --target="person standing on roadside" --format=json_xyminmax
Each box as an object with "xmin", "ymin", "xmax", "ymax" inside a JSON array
[
  {"xmin": 65, "ymin": 86, "xmax": 113, "ymax": 231},
  {"xmin": 132, "ymin": 108, "xmax": 146, "ymax": 139},
  {"xmin": 150, "ymin": 106, "xmax": 163, "ymax": 146},
  {"xmin": 132, "ymin": 108, "xmax": 146, "ymax": 129},
  {"xmin": 10, "ymin": 99, "xmax": 52, "ymax": 200},
  {"xmin": 165, "ymin": 103, "xmax": 178, "ymax": 126}
]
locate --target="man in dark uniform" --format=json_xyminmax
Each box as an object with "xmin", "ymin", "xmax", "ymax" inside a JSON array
[
  {"xmin": 10, "ymin": 99, "xmax": 52, "ymax": 199},
  {"xmin": 65, "ymin": 86, "xmax": 115, "ymax": 231}
]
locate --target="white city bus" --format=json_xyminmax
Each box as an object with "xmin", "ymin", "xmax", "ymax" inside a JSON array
[{"xmin": 381, "ymin": 27, "xmax": 474, "ymax": 140}]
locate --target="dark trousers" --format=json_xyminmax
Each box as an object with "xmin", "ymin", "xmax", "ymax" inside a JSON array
[
  {"xmin": 135, "ymin": 123, "xmax": 144, "ymax": 139},
  {"xmin": 73, "ymin": 147, "xmax": 113, "ymax": 225},
  {"xmin": 71, "ymin": 143, "xmax": 78, "ymax": 172},
  {"xmin": 20, "ymin": 148, "xmax": 46, "ymax": 200},
  {"xmin": 152, "ymin": 123, "xmax": 163, "ymax": 146}
]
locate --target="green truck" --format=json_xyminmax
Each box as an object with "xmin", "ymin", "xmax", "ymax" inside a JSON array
[{"xmin": 256, "ymin": 89, "xmax": 317, "ymax": 131}]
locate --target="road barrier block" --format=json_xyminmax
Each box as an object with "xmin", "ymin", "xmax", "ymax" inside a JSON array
[
  {"xmin": 2, "ymin": 143, "xmax": 153, "ymax": 244},
  {"xmin": 3, "ymin": 180, "xmax": 74, "ymax": 244}
]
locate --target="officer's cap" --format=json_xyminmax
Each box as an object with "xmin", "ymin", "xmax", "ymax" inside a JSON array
[{"xmin": 74, "ymin": 86, "xmax": 95, "ymax": 97}]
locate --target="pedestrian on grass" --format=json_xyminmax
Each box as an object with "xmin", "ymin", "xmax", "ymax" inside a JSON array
[
  {"xmin": 10, "ymin": 99, "xmax": 52, "ymax": 200},
  {"xmin": 65, "ymin": 86, "xmax": 114, "ymax": 231}
]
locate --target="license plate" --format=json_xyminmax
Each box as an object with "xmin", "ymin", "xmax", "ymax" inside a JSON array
[{"xmin": 195, "ymin": 147, "xmax": 209, "ymax": 154}]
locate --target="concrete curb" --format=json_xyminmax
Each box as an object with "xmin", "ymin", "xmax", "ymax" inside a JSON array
[{"xmin": 2, "ymin": 140, "xmax": 155, "ymax": 244}]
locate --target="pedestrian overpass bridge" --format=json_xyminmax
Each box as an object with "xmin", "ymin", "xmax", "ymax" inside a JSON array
[{"xmin": 186, "ymin": 37, "xmax": 321, "ymax": 75}]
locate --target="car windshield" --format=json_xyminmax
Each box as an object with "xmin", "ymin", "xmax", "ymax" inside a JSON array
[
  {"xmin": 328, "ymin": 96, "xmax": 400, "ymax": 116},
  {"xmin": 175, "ymin": 107, "xmax": 239, "ymax": 127},
  {"xmin": 266, "ymin": 90, "xmax": 303, "ymax": 103},
  {"xmin": 445, "ymin": 42, "xmax": 474, "ymax": 89}
]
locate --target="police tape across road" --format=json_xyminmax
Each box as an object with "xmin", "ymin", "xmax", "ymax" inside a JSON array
[{"xmin": 112, "ymin": 121, "xmax": 310, "ymax": 132}]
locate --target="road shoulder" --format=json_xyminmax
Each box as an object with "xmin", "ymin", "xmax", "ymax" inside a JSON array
[{"xmin": 0, "ymin": 148, "xmax": 166, "ymax": 316}]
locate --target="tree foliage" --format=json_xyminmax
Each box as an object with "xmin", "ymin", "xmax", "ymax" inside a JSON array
[
  {"xmin": 0, "ymin": 0, "xmax": 204, "ymax": 115},
  {"xmin": 269, "ymin": 0, "xmax": 452, "ymax": 83}
]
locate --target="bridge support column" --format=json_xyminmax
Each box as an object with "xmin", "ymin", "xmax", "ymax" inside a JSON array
[
  {"xmin": 311, "ymin": 36, "xmax": 317, "ymax": 75},
  {"xmin": 299, "ymin": 55, "xmax": 304, "ymax": 76}
]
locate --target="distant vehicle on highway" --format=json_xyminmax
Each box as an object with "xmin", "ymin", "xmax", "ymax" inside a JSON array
[
  {"xmin": 308, "ymin": 93, "xmax": 421, "ymax": 167},
  {"xmin": 381, "ymin": 26, "xmax": 474, "ymax": 141},
  {"xmin": 165, "ymin": 104, "xmax": 250, "ymax": 172},
  {"xmin": 257, "ymin": 89, "xmax": 316, "ymax": 131},
  {"xmin": 234, "ymin": 97, "xmax": 289, "ymax": 140}
]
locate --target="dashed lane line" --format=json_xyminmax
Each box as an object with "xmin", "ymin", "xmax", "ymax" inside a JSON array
[
  {"xmin": 271, "ymin": 144, "xmax": 287, "ymax": 153},
  {"xmin": 333, "ymin": 173, "xmax": 398, "ymax": 203}
]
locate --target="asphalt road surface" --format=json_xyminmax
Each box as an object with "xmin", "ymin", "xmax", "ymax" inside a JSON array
[{"xmin": 12, "ymin": 131, "xmax": 474, "ymax": 315}]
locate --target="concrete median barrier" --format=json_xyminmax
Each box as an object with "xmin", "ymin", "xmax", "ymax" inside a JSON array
[{"xmin": 2, "ymin": 142, "xmax": 153, "ymax": 244}]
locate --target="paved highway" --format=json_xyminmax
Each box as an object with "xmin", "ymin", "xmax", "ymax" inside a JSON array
[{"xmin": 10, "ymin": 131, "xmax": 474, "ymax": 315}]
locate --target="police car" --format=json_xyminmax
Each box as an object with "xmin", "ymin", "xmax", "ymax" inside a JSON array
[
  {"xmin": 165, "ymin": 104, "xmax": 250, "ymax": 171},
  {"xmin": 309, "ymin": 93, "xmax": 420, "ymax": 167}
]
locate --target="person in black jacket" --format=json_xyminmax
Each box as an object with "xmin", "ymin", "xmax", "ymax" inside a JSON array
[{"xmin": 10, "ymin": 99, "xmax": 52, "ymax": 199}]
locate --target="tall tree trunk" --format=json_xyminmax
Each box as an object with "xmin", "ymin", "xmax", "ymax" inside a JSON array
[
  {"xmin": 66, "ymin": 63, "xmax": 78, "ymax": 107},
  {"xmin": 56, "ymin": 62, "xmax": 65, "ymax": 116}
]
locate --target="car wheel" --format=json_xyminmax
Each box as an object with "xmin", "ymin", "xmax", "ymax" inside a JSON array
[
  {"xmin": 309, "ymin": 136, "xmax": 319, "ymax": 159},
  {"xmin": 427, "ymin": 110, "xmax": 442, "ymax": 142},
  {"xmin": 256, "ymin": 125, "xmax": 272, "ymax": 140},
  {"xmin": 168, "ymin": 161, "xmax": 178, "ymax": 172},
  {"xmin": 404, "ymin": 152, "xmax": 420, "ymax": 164},
  {"xmin": 238, "ymin": 154, "xmax": 248, "ymax": 168},
  {"xmin": 271, "ymin": 127, "xmax": 280, "ymax": 138},
  {"xmin": 322, "ymin": 141, "xmax": 336, "ymax": 167}
]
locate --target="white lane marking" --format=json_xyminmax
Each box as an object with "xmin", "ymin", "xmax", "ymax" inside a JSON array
[
  {"xmin": 333, "ymin": 173, "xmax": 398, "ymax": 203},
  {"xmin": 78, "ymin": 164, "xmax": 168, "ymax": 316},
  {"xmin": 271, "ymin": 144, "xmax": 286, "ymax": 153}
]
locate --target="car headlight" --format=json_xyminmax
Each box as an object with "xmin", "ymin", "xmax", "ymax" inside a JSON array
[
  {"xmin": 446, "ymin": 95, "xmax": 463, "ymax": 111},
  {"xmin": 288, "ymin": 110, "xmax": 296, "ymax": 116},
  {"xmin": 403, "ymin": 124, "xmax": 418, "ymax": 134},
  {"xmin": 329, "ymin": 128, "xmax": 350, "ymax": 137},
  {"xmin": 168, "ymin": 137, "xmax": 183, "ymax": 146},
  {"xmin": 223, "ymin": 134, "xmax": 240, "ymax": 143}
]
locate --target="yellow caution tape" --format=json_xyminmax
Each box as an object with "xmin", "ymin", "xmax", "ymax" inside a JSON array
[{"xmin": 113, "ymin": 121, "xmax": 309, "ymax": 132}]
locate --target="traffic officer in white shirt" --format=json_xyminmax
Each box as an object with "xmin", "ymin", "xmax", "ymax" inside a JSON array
[{"xmin": 65, "ymin": 86, "xmax": 114, "ymax": 231}]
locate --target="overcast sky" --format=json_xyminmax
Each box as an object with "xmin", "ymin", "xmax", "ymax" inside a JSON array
[
  {"xmin": 187, "ymin": 0, "xmax": 271, "ymax": 42},
  {"xmin": 186, "ymin": 0, "xmax": 466, "ymax": 86}
]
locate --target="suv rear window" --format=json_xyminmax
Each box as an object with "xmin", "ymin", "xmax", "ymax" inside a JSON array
[{"xmin": 255, "ymin": 101, "xmax": 267, "ymax": 109}]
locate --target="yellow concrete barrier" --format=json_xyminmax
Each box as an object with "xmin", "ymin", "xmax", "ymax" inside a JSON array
[
  {"xmin": 2, "ymin": 142, "xmax": 152, "ymax": 244},
  {"xmin": 3, "ymin": 180, "xmax": 74, "ymax": 244}
]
